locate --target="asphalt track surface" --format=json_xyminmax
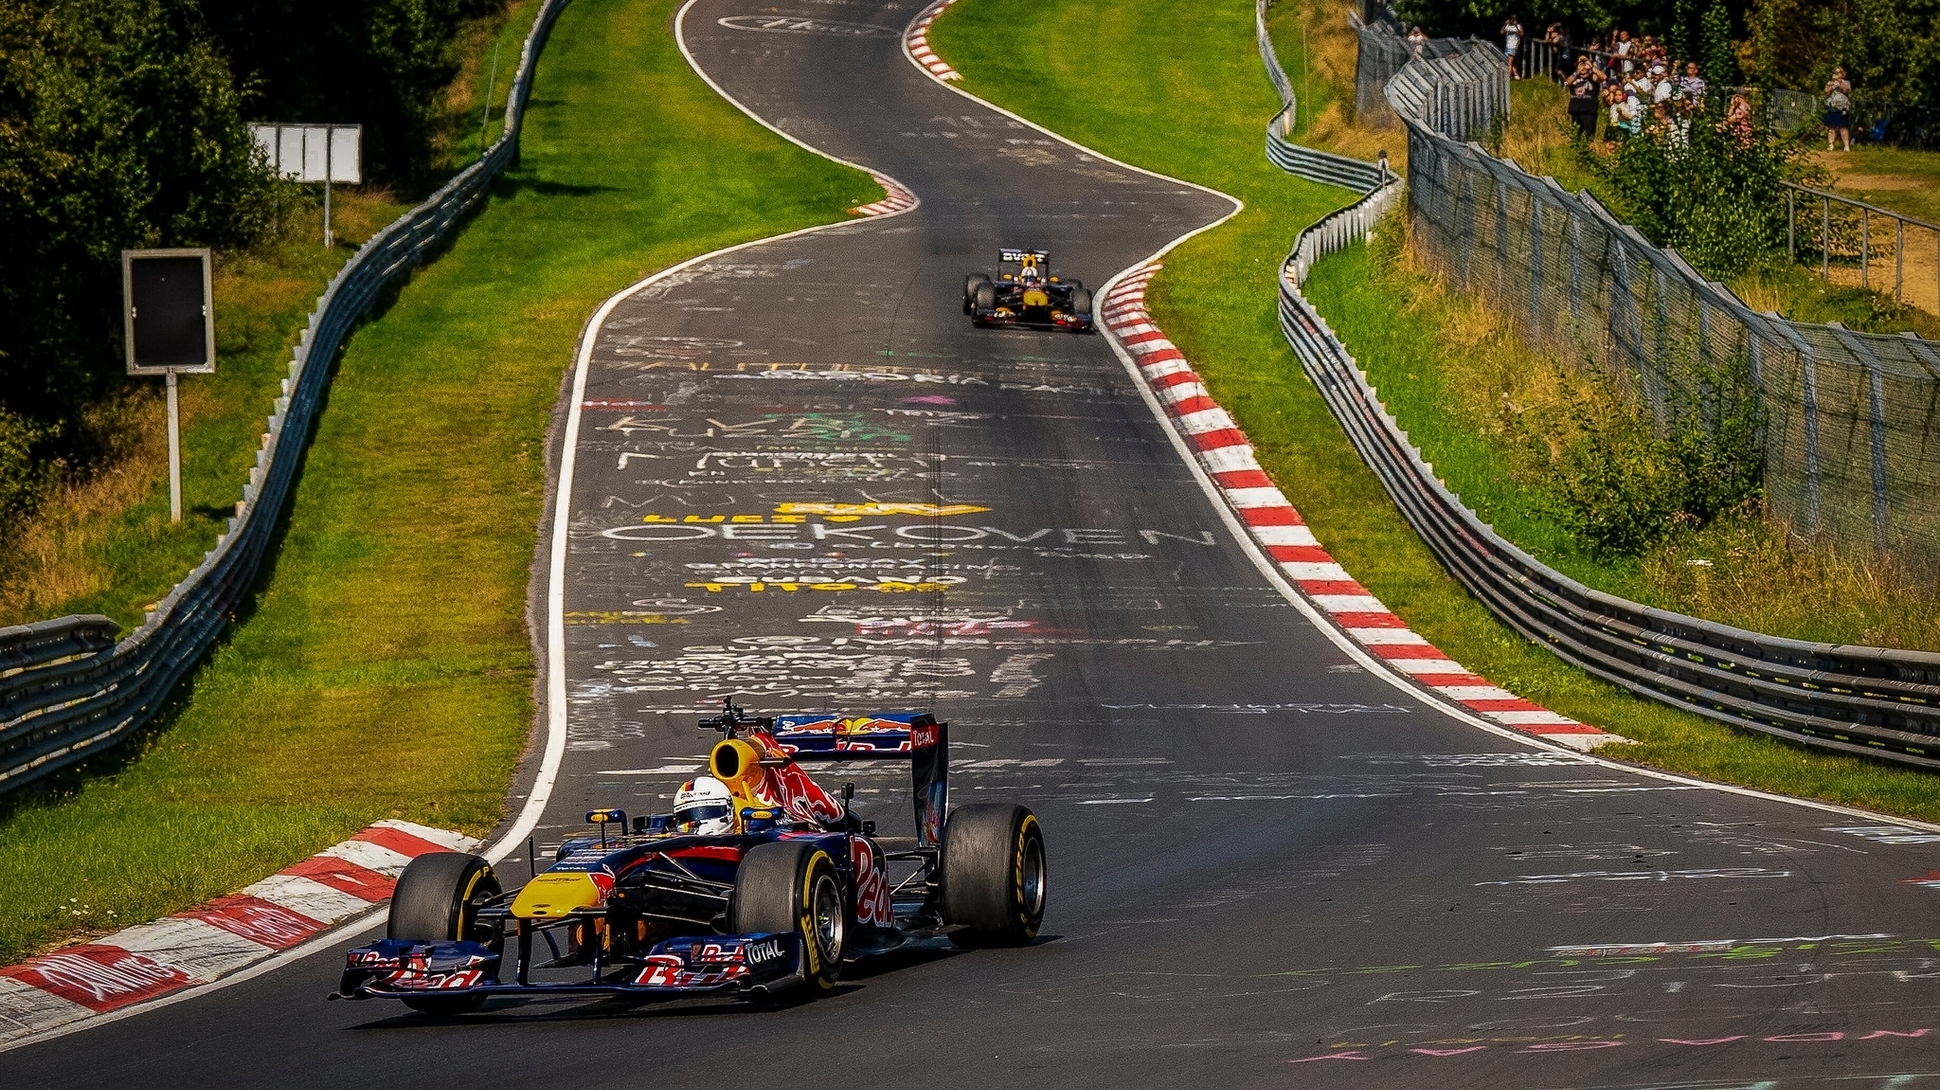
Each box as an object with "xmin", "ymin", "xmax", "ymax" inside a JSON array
[{"xmin": 12, "ymin": 2, "xmax": 1940, "ymax": 1087}]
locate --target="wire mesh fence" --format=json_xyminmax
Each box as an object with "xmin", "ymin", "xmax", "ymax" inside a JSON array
[
  {"xmin": 1349, "ymin": 12, "xmax": 1486, "ymax": 129},
  {"xmin": 1396, "ymin": 78, "xmax": 1940, "ymax": 579},
  {"xmin": 1785, "ymin": 183, "xmax": 1940, "ymax": 316}
]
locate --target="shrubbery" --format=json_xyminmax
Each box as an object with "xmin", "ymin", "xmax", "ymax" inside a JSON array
[
  {"xmin": 1585, "ymin": 107, "xmax": 1814, "ymax": 280},
  {"xmin": 1512, "ymin": 362, "xmax": 1764, "ymax": 557}
]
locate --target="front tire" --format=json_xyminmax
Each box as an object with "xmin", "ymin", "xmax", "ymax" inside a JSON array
[
  {"xmin": 963, "ymin": 273, "xmax": 991, "ymax": 314},
  {"xmin": 941, "ymin": 804, "xmax": 1046, "ymax": 948},
  {"xmin": 1070, "ymin": 287, "xmax": 1093, "ymax": 319},
  {"xmin": 972, "ymin": 282, "xmax": 996, "ymax": 314},
  {"xmin": 732, "ymin": 841, "xmax": 846, "ymax": 995},
  {"xmin": 388, "ymin": 852, "xmax": 500, "ymax": 1014}
]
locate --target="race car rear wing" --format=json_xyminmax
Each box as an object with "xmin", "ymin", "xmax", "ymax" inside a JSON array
[
  {"xmin": 998, "ymin": 248, "xmax": 1049, "ymax": 264},
  {"xmin": 771, "ymin": 713, "xmax": 949, "ymax": 846}
]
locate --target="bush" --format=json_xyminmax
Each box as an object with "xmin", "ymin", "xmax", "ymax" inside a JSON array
[
  {"xmin": 0, "ymin": 408, "xmax": 59, "ymax": 541},
  {"xmin": 1514, "ymin": 358, "xmax": 1764, "ymax": 558},
  {"xmin": 1586, "ymin": 108, "xmax": 1813, "ymax": 280}
]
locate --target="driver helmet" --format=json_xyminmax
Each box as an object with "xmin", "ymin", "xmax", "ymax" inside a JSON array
[
  {"xmin": 673, "ymin": 776, "xmax": 736, "ymax": 835},
  {"xmin": 1020, "ymin": 263, "xmax": 1041, "ymax": 285}
]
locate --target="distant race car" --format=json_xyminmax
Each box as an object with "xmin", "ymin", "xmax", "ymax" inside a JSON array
[
  {"xmin": 334, "ymin": 699, "xmax": 1047, "ymax": 1013},
  {"xmin": 964, "ymin": 248, "xmax": 1093, "ymax": 332}
]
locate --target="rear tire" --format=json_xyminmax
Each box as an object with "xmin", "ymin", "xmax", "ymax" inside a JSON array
[
  {"xmin": 941, "ymin": 804, "xmax": 1046, "ymax": 948},
  {"xmin": 388, "ymin": 852, "xmax": 500, "ymax": 1014},
  {"xmin": 732, "ymin": 841, "xmax": 846, "ymax": 995},
  {"xmin": 963, "ymin": 273, "xmax": 991, "ymax": 314}
]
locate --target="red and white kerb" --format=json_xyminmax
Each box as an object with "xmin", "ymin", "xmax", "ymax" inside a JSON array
[
  {"xmin": 0, "ymin": 820, "xmax": 479, "ymax": 1044},
  {"xmin": 905, "ymin": 0, "xmax": 964, "ymax": 82},
  {"xmin": 1102, "ymin": 263, "xmax": 1622, "ymax": 752},
  {"xmin": 850, "ymin": 171, "xmax": 918, "ymax": 217}
]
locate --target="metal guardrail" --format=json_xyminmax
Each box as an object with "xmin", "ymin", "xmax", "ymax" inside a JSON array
[
  {"xmin": 0, "ymin": 0, "xmax": 572, "ymax": 794},
  {"xmin": 1785, "ymin": 181, "xmax": 1940, "ymax": 314},
  {"xmin": 1256, "ymin": 0, "xmax": 1387, "ymax": 193},
  {"xmin": 1264, "ymin": 15, "xmax": 1940, "ymax": 769}
]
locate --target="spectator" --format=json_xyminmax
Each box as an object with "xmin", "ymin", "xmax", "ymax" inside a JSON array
[
  {"xmin": 1723, "ymin": 92, "xmax": 1754, "ymax": 145},
  {"xmin": 1564, "ymin": 55, "xmax": 1605, "ymax": 139},
  {"xmin": 1502, "ymin": 15, "xmax": 1523, "ymax": 78},
  {"xmin": 1543, "ymin": 24, "xmax": 1564, "ymax": 79},
  {"xmin": 1679, "ymin": 60, "xmax": 1706, "ymax": 110},
  {"xmin": 1823, "ymin": 67, "xmax": 1853, "ymax": 151},
  {"xmin": 1614, "ymin": 30, "xmax": 1633, "ymax": 77},
  {"xmin": 1407, "ymin": 25, "xmax": 1427, "ymax": 58},
  {"xmin": 1650, "ymin": 62, "xmax": 1673, "ymax": 107}
]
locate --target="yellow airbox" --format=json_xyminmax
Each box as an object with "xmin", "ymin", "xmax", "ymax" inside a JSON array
[
  {"xmin": 1023, "ymin": 290, "xmax": 1049, "ymax": 308},
  {"xmin": 710, "ymin": 738, "xmax": 767, "ymax": 795},
  {"xmin": 511, "ymin": 872, "xmax": 603, "ymax": 918}
]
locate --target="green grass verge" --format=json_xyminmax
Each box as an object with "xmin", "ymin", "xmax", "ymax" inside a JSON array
[
  {"xmin": 0, "ymin": 0, "xmax": 878, "ymax": 964},
  {"xmin": 929, "ymin": 0, "xmax": 1940, "ymax": 821}
]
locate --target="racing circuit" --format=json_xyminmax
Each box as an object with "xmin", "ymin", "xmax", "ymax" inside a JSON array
[{"xmin": 10, "ymin": 0, "xmax": 1940, "ymax": 1086}]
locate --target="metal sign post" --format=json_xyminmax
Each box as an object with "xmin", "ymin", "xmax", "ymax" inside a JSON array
[
  {"xmin": 123, "ymin": 249, "xmax": 217, "ymax": 523},
  {"xmin": 248, "ymin": 123, "xmax": 362, "ymax": 247}
]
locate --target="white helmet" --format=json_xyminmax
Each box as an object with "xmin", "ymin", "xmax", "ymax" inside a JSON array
[{"xmin": 674, "ymin": 777, "xmax": 736, "ymax": 835}]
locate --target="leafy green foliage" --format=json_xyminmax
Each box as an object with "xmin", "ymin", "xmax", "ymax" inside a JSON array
[
  {"xmin": 1743, "ymin": 0, "xmax": 1940, "ymax": 102},
  {"xmin": 0, "ymin": 0, "xmax": 277, "ymax": 429},
  {"xmin": 1587, "ymin": 111, "xmax": 1810, "ymax": 279},
  {"xmin": 0, "ymin": 408, "xmax": 58, "ymax": 538},
  {"xmin": 1515, "ymin": 363, "xmax": 1764, "ymax": 557},
  {"xmin": 1701, "ymin": 0, "xmax": 1737, "ymax": 88}
]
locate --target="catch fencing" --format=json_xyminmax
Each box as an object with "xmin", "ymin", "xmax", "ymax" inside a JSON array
[
  {"xmin": 1402, "ymin": 111, "xmax": 1940, "ymax": 578},
  {"xmin": 0, "ymin": 0, "xmax": 571, "ymax": 795},
  {"xmin": 1264, "ymin": 15, "xmax": 1940, "ymax": 767},
  {"xmin": 1257, "ymin": 0, "xmax": 1387, "ymax": 192},
  {"xmin": 1349, "ymin": 13, "xmax": 1496, "ymax": 130}
]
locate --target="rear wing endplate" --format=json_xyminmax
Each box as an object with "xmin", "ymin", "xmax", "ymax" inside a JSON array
[{"xmin": 771, "ymin": 713, "xmax": 949, "ymax": 846}]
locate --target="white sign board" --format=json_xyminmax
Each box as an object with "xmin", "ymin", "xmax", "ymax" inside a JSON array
[{"xmin": 249, "ymin": 123, "xmax": 361, "ymax": 184}]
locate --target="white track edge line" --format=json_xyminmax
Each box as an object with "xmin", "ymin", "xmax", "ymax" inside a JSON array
[
  {"xmin": 906, "ymin": 0, "xmax": 1940, "ymax": 835},
  {"xmin": 0, "ymin": 6, "xmax": 929, "ymax": 1054}
]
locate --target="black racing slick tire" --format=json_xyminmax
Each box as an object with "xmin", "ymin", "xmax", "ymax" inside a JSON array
[
  {"xmin": 1070, "ymin": 287, "xmax": 1093, "ymax": 319},
  {"xmin": 964, "ymin": 273, "xmax": 991, "ymax": 314},
  {"xmin": 732, "ymin": 841, "xmax": 846, "ymax": 995},
  {"xmin": 941, "ymin": 804, "xmax": 1046, "ymax": 948},
  {"xmin": 973, "ymin": 282, "xmax": 996, "ymax": 313},
  {"xmin": 388, "ymin": 851, "xmax": 500, "ymax": 1014}
]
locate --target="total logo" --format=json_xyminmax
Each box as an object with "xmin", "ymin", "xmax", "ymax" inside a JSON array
[{"xmin": 744, "ymin": 939, "xmax": 785, "ymax": 965}]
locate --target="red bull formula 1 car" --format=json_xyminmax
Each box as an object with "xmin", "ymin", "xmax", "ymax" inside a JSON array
[
  {"xmin": 334, "ymin": 700, "xmax": 1047, "ymax": 1013},
  {"xmin": 964, "ymin": 248, "xmax": 1093, "ymax": 332}
]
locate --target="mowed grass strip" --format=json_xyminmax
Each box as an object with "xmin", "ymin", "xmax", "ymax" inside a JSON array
[
  {"xmin": 0, "ymin": 0, "xmax": 879, "ymax": 964},
  {"xmin": 929, "ymin": 0, "xmax": 1940, "ymax": 820}
]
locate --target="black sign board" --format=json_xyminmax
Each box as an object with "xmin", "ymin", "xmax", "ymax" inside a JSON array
[{"xmin": 123, "ymin": 249, "xmax": 215, "ymax": 374}]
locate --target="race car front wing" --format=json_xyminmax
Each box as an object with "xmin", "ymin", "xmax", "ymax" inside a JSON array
[{"xmin": 335, "ymin": 933, "xmax": 806, "ymax": 1001}]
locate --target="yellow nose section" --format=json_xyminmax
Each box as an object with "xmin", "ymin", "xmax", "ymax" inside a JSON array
[
  {"xmin": 1023, "ymin": 289, "xmax": 1049, "ymax": 307},
  {"xmin": 511, "ymin": 872, "xmax": 603, "ymax": 918}
]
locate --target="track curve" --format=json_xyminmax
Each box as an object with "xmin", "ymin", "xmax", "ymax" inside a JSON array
[{"xmin": 9, "ymin": 1, "xmax": 1940, "ymax": 1087}]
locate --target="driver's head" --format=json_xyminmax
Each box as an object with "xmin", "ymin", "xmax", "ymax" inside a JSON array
[{"xmin": 673, "ymin": 776, "xmax": 736, "ymax": 835}]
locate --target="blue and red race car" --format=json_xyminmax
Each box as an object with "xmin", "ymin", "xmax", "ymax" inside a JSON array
[
  {"xmin": 334, "ymin": 700, "xmax": 1047, "ymax": 1013},
  {"xmin": 964, "ymin": 248, "xmax": 1093, "ymax": 332}
]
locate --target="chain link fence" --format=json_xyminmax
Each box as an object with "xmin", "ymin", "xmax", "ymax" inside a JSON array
[
  {"xmin": 1378, "ymin": 52, "xmax": 1940, "ymax": 578},
  {"xmin": 1349, "ymin": 12, "xmax": 1491, "ymax": 129}
]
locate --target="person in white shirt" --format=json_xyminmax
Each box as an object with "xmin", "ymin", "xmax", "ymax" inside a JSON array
[
  {"xmin": 1614, "ymin": 31, "xmax": 1633, "ymax": 76},
  {"xmin": 1502, "ymin": 16, "xmax": 1523, "ymax": 78}
]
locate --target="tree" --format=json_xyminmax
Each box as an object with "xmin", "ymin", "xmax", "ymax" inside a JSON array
[{"xmin": 0, "ymin": 0, "xmax": 273, "ymax": 429}]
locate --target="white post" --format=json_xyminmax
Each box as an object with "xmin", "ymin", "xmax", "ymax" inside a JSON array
[
  {"xmin": 165, "ymin": 370, "xmax": 182, "ymax": 523},
  {"xmin": 324, "ymin": 128, "xmax": 335, "ymax": 249}
]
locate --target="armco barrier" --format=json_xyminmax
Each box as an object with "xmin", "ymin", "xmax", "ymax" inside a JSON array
[
  {"xmin": 1262, "ymin": 19, "xmax": 1940, "ymax": 769},
  {"xmin": 0, "ymin": 0, "xmax": 571, "ymax": 794},
  {"xmin": 1256, "ymin": 0, "xmax": 1385, "ymax": 193}
]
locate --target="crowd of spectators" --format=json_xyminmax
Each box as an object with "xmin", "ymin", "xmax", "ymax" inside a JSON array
[{"xmin": 1491, "ymin": 17, "xmax": 1860, "ymax": 152}]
